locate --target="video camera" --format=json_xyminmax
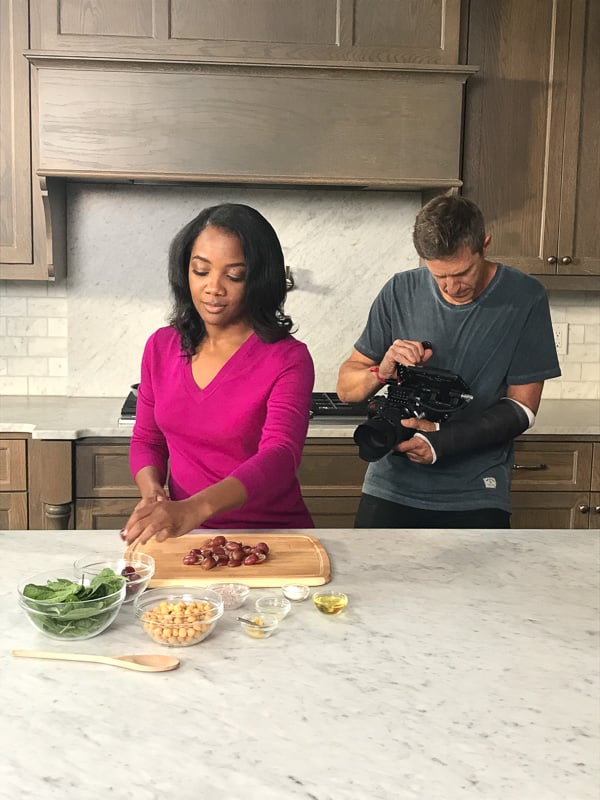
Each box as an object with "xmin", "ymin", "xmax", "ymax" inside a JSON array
[{"xmin": 353, "ymin": 356, "xmax": 473, "ymax": 462}]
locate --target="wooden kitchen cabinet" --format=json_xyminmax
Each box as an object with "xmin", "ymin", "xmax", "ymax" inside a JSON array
[
  {"xmin": 0, "ymin": 0, "xmax": 66, "ymax": 280},
  {"xmin": 299, "ymin": 438, "xmax": 367, "ymax": 528},
  {"xmin": 510, "ymin": 439, "xmax": 599, "ymax": 529},
  {"xmin": 462, "ymin": 0, "xmax": 600, "ymax": 285},
  {"xmin": 31, "ymin": 0, "xmax": 462, "ymax": 65},
  {"xmin": 71, "ymin": 436, "xmax": 600, "ymax": 531},
  {"xmin": 0, "ymin": 437, "xmax": 28, "ymax": 529}
]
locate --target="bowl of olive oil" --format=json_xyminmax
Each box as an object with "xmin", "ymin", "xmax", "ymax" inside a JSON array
[{"xmin": 312, "ymin": 590, "xmax": 348, "ymax": 615}]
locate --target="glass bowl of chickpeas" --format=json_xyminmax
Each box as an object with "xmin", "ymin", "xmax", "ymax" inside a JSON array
[{"xmin": 134, "ymin": 588, "xmax": 224, "ymax": 647}]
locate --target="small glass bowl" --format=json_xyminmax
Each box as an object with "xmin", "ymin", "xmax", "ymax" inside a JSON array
[
  {"xmin": 255, "ymin": 595, "xmax": 291, "ymax": 620},
  {"xmin": 312, "ymin": 590, "xmax": 348, "ymax": 615},
  {"xmin": 281, "ymin": 584, "xmax": 310, "ymax": 602},
  {"xmin": 207, "ymin": 583, "xmax": 250, "ymax": 610},
  {"xmin": 74, "ymin": 553, "xmax": 155, "ymax": 604},
  {"xmin": 239, "ymin": 613, "xmax": 280, "ymax": 639},
  {"xmin": 134, "ymin": 588, "xmax": 224, "ymax": 647}
]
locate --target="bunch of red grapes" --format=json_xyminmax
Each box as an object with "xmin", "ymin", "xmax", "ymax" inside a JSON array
[{"xmin": 182, "ymin": 535, "xmax": 270, "ymax": 570}]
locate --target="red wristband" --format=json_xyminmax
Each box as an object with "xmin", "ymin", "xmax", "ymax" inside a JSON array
[{"xmin": 369, "ymin": 366, "xmax": 387, "ymax": 384}]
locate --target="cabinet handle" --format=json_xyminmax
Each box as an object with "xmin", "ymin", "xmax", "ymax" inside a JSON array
[
  {"xmin": 560, "ymin": 256, "xmax": 572, "ymax": 265},
  {"xmin": 578, "ymin": 504, "xmax": 590, "ymax": 514},
  {"xmin": 512, "ymin": 463, "xmax": 547, "ymax": 471},
  {"xmin": 546, "ymin": 256, "xmax": 557, "ymax": 264},
  {"xmin": 594, "ymin": 506, "xmax": 600, "ymax": 514}
]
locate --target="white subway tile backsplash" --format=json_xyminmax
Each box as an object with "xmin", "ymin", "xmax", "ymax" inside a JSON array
[
  {"xmin": 48, "ymin": 318, "xmax": 68, "ymax": 337},
  {"xmin": 27, "ymin": 298, "xmax": 68, "ymax": 318},
  {"xmin": 6, "ymin": 317, "xmax": 48, "ymax": 337},
  {"xmin": 6, "ymin": 357, "xmax": 48, "ymax": 376},
  {"xmin": 28, "ymin": 337, "xmax": 68, "ymax": 357},
  {"xmin": 28, "ymin": 376, "xmax": 69, "ymax": 395},
  {"xmin": 0, "ymin": 183, "xmax": 598, "ymax": 400},
  {"xmin": 0, "ymin": 297, "xmax": 27, "ymax": 316},
  {"xmin": 48, "ymin": 357, "xmax": 68, "ymax": 377},
  {"xmin": 0, "ymin": 337, "xmax": 27, "ymax": 357},
  {"xmin": 0, "ymin": 376, "xmax": 28, "ymax": 394}
]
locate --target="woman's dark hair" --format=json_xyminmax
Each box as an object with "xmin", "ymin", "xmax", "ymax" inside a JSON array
[
  {"xmin": 413, "ymin": 195, "xmax": 486, "ymax": 260},
  {"xmin": 168, "ymin": 203, "xmax": 294, "ymax": 356}
]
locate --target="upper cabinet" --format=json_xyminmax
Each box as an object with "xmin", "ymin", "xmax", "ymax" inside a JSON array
[
  {"xmin": 31, "ymin": 0, "xmax": 462, "ymax": 65},
  {"xmin": 462, "ymin": 0, "xmax": 600, "ymax": 283},
  {"xmin": 0, "ymin": 0, "xmax": 65, "ymax": 280}
]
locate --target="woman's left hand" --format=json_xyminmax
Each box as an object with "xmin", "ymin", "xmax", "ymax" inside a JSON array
[{"xmin": 122, "ymin": 497, "xmax": 199, "ymax": 545}]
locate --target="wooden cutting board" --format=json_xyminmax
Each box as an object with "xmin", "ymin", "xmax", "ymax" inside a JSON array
[{"xmin": 127, "ymin": 532, "xmax": 331, "ymax": 588}]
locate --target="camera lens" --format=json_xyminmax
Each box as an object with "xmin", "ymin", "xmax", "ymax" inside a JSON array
[{"xmin": 353, "ymin": 419, "xmax": 398, "ymax": 462}]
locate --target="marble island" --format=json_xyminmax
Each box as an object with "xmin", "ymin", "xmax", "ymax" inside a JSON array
[
  {"xmin": 1, "ymin": 528, "xmax": 598, "ymax": 800},
  {"xmin": 0, "ymin": 396, "xmax": 598, "ymax": 439}
]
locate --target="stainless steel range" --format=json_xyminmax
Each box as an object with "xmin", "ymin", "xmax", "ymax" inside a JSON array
[{"xmin": 119, "ymin": 388, "xmax": 371, "ymax": 424}]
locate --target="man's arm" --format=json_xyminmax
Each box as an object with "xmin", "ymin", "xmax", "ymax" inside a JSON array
[
  {"xmin": 337, "ymin": 341, "xmax": 433, "ymax": 403},
  {"xmin": 398, "ymin": 381, "xmax": 544, "ymax": 464}
]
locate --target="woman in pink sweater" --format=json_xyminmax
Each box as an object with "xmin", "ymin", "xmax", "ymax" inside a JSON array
[{"xmin": 122, "ymin": 203, "xmax": 315, "ymax": 546}]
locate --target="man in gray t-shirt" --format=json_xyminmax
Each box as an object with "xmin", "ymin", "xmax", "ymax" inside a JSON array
[{"xmin": 337, "ymin": 196, "xmax": 561, "ymax": 529}]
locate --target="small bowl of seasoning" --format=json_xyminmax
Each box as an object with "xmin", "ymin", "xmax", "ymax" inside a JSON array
[
  {"xmin": 239, "ymin": 613, "xmax": 280, "ymax": 639},
  {"xmin": 312, "ymin": 590, "xmax": 348, "ymax": 615},
  {"xmin": 255, "ymin": 595, "xmax": 291, "ymax": 620},
  {"xmin": 208, "ymin": 583, "xmax": 250, "ymax": 610},
  {"xmin": 281, "ymin": 584, "xmax": 310, "ymax": 602}
]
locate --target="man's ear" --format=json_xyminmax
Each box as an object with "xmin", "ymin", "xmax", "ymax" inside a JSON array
[{"xmin": 482, "ymin": 234, "xmax": 492, "ymax": 253}]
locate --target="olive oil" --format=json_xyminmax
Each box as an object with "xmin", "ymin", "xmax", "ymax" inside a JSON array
[{"xmin": 312, "ymin": 592, "xmax": 348, "ymax": 615}]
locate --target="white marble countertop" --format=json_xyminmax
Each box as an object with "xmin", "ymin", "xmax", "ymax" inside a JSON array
[
  {"xmin": 0, "ymin": 396, "xmax": 598, "ymax": 439},
  {"xmin": 1, "ymin": 528, "xmax": 598, "ymax": 800}
]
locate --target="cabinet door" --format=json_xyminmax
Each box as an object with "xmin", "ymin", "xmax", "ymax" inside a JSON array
[
  {"xmin": 0, "ymin": 439, "xmax": 27, "ymax": 491},
  {"xmin": 304, "ymin": 496, "xmax": 360, "ymax": 529},
  {"xmin": 556, "ymin": 0, "xmax": 600, "ymax": 275},
  {"xmin": 462, "ymin": 0, "xmax": 598, "ymax": 278},
  {"xmin": 0, "ymin": 493, "xmax": 28, "ymax": 530},
  {"xmin": 0, "ymin": 0, "xmax": 32, "ymax": 264},
  {"xmin": 510, "ymin": 491, "xmax": 591, "ymax": 530},
  {"xmin": 76, "ymin": 443, "xmax": 138, "ymax": 497},
  {"xmin": 76, "ymin": 498, "xmax": 137, "ymax": 530},
  {"xmin": 33, "ymin": 0, "xmax": 461, "ymax": 64},
  {"xmin": 511, "ymin": 440, "xmax": 593, "ymax": 492}
]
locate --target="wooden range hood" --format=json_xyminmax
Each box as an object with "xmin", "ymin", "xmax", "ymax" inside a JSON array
[{"xmin": 25, "ymin": 52, "xmax": 476, "ymax": 272}]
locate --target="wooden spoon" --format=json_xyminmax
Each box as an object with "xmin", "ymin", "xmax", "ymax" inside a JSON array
[{"xmin": 12, "ymin": 649, "xmax": 180, "ymax": 673}]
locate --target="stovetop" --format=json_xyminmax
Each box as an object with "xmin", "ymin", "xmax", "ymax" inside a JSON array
[{"xmin": 120, "ymin": 390, "xmax": 371, "ymax": 422}]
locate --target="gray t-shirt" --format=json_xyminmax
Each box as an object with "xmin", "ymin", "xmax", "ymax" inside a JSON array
[{"xmin": 354, "ymin": 264, "xmax": 561, "ymax": 512}]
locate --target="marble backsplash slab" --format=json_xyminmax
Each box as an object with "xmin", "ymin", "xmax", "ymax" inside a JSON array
[{"xmin": 0, "ymin": 183, "xmax": 598, "ymax": 399}]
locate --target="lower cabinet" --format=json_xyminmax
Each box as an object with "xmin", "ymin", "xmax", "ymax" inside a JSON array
[
  {"xmin": 73, "ymin": 436, "xmax": 600, "ymax": 531},
  {"xmin": 0, "ymin": 438, "xmax": 28, "ymax": 530},
  {"xmin": 511, "ymin": 440, "xmax": 600, "ymax": 530}
]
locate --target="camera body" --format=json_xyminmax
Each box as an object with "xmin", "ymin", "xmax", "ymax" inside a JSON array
[{"xmin": 354, "ymin": 363, "xmax": 473, "ymax": 462}]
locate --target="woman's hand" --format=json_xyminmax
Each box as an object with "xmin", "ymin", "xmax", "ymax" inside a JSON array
[
  {"xmin": 122, "ymin": 497, "xmax": 200, "ymax": 546},
  {"xmin": 378, "ymin": 340, "xmax": 432, "ymax": 380}
]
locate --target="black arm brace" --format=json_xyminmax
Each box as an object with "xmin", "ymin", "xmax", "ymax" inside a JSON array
[{"xmin": 416, "ymin": 398, "xmax": 531, "ymax": 463}]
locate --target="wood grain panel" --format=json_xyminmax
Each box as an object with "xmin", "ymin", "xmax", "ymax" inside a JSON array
[
  {"xmin": 0, "ymin": 439, "xmax": 27, "ymax": 491},
  {"xmin": 36, "ymin": 63, "xmax": 468, "ymax": 186},
  {"xmin": 58, "ymin": 0, "xmax": 154, "ymax": 37},
  {"xmin": 462, "ymin": 0, "xmax": 566, "ymax": 273},
  {"xmin": 129, "ymin": 532, "xmax": 331, "ymax": 587},
  {"xmin": 511, "ymin": 441, "xmax": 593, "ymax": 491},
  {"xmin": 0, "ymin": 0, "xmax": 32, "ymax": 263},
  {"xmin": 0, "ymin": 492, "xmax": 28, "ymax": 530},
  {"xmin": 171, "ymin": 0, "xmax": 338, "ymax": 44},
  {"xmin": 511, "ymin": 492, "xmax": 591, "ymax": 530},
  {"xmin": 557, "ymin": 0, "xmax": 600, "ymax": 275}
]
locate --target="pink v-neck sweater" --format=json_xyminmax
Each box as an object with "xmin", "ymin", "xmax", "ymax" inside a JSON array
[{"xmin": 130, "ymin": 326, "xmax": 315, "ymax": 529}]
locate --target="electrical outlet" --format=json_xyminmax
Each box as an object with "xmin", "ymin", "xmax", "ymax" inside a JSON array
[{"xmin": 553, "ymin": 323, "xmax": 568, "ymax": 355}]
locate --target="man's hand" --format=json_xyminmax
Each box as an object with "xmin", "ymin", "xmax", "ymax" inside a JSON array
[
  {"xmin": 378, "ymin": 339, "xmax": 433, "ymax": 380},
  {"xmin": 394, "ymin": 418, "xmax": 437, "ymax": 464}
]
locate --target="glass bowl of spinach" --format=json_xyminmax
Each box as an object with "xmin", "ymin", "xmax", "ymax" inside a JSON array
[{"xmin": 18, "ymin": 568, "xmax": 126, "ymax": 640}]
